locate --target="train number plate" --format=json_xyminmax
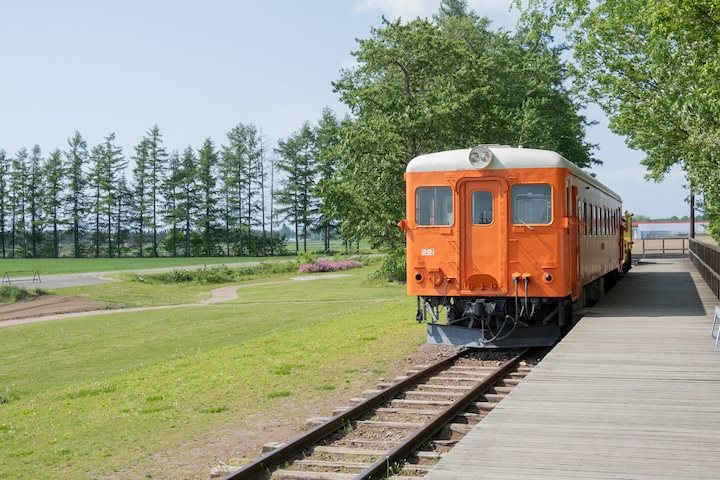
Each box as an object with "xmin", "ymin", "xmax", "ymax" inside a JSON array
[{"xmin": 421, "ymin": 249, "xmax": 435, "ymax": 256}]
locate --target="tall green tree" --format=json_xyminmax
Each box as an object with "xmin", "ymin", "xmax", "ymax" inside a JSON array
[
  {"xmin": 163, "ymin": 150, "xmax": 183, "ymax": 257},
  {"xmin": 145, "ymin": 125, "xmax": 168, "ymax": 256},
  {"xmin": 313, "ymin": 108, "xmax": 344, "ymax": 253},
  {"xmin": 10, "ymin": 148, "xmax": 29, "ymax": 257},
  {"xmin": 64, "ymin": 132, "xmax": 89, "ymax": 258},
  {"xmin": 89, "ymin": 145, "xmax": 103, "ymax": 258},
  {"xmin": 220, "ymin": 123, "xmax": 263, "ymax": 255},
  {"xmin": 43, "ymin": 149, "xmax": 65, "ymax": 258},
  {"xmin": 27, "ymin": 145, "xmax": 44, "ymax": 258},
  {"xmin": 178, "ymin": 146, "xmax": 199, "ymax": 257},
  {"xmin": 0, "ymin": 150, "xmax": 8, "ymax": 258},
  {"xmin": 115, "ymin": 174, "xmax": 131, "ymax": 257},
  {"xmin": 275, "ymin": 123, "xmax": 317, "ymax": 253},
  {"xmin": 132, "ymin": 138, "xmax": 150, "ymax": 257},
  {"xmin": 218, "ymin": 145, "xmax": 236, "ymax": 256},
  {"xmin": 521, "ymin": 0, "xmax": 720, "ymax": 237},
  {"xmin": 333, "ymin": 2, "xmax": 595, "ymax": 249},
  {"xmin": 98, "ymin": 133, "xmax": 126, "ymax": 258},
  {"xmin": 197, "ymin": 138, "xmax": 219, "ymax": 256}
]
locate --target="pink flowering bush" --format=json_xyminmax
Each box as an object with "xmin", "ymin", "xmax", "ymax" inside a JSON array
[{"xmin": 298, "ymin": 259, "xmax": 364, "ymax": 273}]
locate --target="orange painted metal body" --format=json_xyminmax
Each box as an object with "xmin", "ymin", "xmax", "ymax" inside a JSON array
[{"xmin": 405, "ymin": 167, "xmax": 623, "ymax": 301}]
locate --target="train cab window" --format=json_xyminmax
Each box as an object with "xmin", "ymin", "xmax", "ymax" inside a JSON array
[
  {"xmin": 416, "ymin": 186, "xmax": 453, "ymax": 226},
  {"xmin": 471, "ymin": 191, "xmax": 493, "ymax": 225},
  {"xmin": 512, "ymin": 184, "xmax": 552, "ymax": 225}
]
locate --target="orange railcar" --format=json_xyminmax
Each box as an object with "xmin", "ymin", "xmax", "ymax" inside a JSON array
[{"xmin": 401, "ymin": 145, "xmax": 628, "ymax": 347}]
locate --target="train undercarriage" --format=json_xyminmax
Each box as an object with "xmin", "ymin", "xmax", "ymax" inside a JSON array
[
  {"xmin": 418, "ymin": 295, "xmax": 569, "ymax": 348},
  {"xmin": 418, "ymin": 271, "xmax": 619, "ymax": 348}
]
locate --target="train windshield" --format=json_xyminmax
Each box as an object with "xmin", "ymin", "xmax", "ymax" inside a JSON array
[
  {"xmin": 416, "ymin": 186, "xmax": 453, "ymax": 226},
  {"xmin": 512, "ymin": 184, "xmax": 552, "ymax": 225}
]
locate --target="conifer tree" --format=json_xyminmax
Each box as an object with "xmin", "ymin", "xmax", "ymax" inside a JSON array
[
  {"xmin": 132, "ymin": 138, "xmax": 150, "ymax": 256},
  {"xmin": 314, "ymin": 109, "xmax": 343, "ymax": 253},
  {"xmin": 97, "ymin": 133, "xmax": 126, "ymax": 258},
  {"xmin": 89, "ymin": 144, "xmax": 103, "ymax": 258},
  {"xmin": 221, "ymin": 123, "xmax": 262, "ymax": 255},
  {"xmin": 44, "ymin": 149, "xmax": 65, "ymax": 258},
  {"xmin": 27, "ymin": 145, "xmax": 44, "ymax": 257},
  {"xmin": 64, "ymin": 132, "xmax": 89, "ymax": 258},
  {"xmin": 10, "ymin": 148, "xmax": 29, "ymax": 257},
  {"xmin": 115, "ymin": 175, "xmax": 131, "ymax": 257},
  {"xmin": 0, "ymin": 150, "xmax": 8, "ymax": 258},
  {"xmin": 163, "ymin": 150, "xmax": 183, "ymax": 256},
  {"xmin": 145, "ymin": 125, "xmax": 168, "ymax": 256},
  {"xmin": 275, "ymin": 123, "xmax": 317, "ymax": 253},
  {"xmin": 178, "ymin": 146, "xmax": 198, "ymax": 257},
  {"xmin": 197, "ymin": 138, "xmax": 218, "ymax": 256}
]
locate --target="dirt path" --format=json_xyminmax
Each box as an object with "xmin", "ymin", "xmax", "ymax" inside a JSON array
[{"xmin": 0, "ymin": 274, "xmax": 353, "ymax": 328}]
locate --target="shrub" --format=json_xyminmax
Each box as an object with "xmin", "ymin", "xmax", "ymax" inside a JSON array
[
  {"xmin": 131, "ymin": 261, "xmax": 301, "ymax": 285},
  {"xmin": 298, "ymin": 259, "xmax": 364, "ymax": 273},
  {"xmin": 368, "ymin": 252, "xmax": 406, "ymax": 283},
  {"xmin": 0, "ymin": 286, "xmax": 46, "ymax": 304}
]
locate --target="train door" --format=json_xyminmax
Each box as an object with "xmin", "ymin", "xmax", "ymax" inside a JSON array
[{"xmin": 460, "ymin": 179, "xmax": 507, "ymax": 295}]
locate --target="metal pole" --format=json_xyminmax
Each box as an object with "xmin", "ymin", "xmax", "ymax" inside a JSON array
[{"xmin": 690, "ymin": 190, "xmax": 696, "ymax": 239}]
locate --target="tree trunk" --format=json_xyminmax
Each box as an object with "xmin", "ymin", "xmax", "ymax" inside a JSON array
[{"xmin": 53, "ymin": 210, "xmax": 59, "ymax": 258}]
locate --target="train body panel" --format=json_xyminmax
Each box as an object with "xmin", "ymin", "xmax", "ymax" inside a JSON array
[{"xmin": 403, "ymin": 145, "xmax": 628, "ymax": 348}]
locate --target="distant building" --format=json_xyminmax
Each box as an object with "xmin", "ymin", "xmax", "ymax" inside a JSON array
[{"xmin": 632, "ymin": 221, "xmax": 709, "ymax": 239}]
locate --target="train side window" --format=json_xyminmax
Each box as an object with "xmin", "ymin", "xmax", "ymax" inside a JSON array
[
  {"xmin": 512, "ymin": 184, "xmax": 552, "ymax": 225},
  {"xmin": 592, "ymin": 205, "xmax": 597, "ymax": 235},
  {"xmin": 416, "ymin": 186, "xmax": 453, "ymax": 226},
  {"xmin": 594, "ymin": 206, "xmax": 599, "ymax": 235},
  {"xmin": 583, "ymin": 201, "xmax": 587, "ymax": 235},
  {"xmin": 588, "ymin": 204, "xmax": 593, "ymax": 235},
  {"xmin": 607, "ymin": 209, "xmax": 610, "ymax": 235},
  {"xmin": 471, "ymin": 191, "xmax": 493, "ymax": 225}
]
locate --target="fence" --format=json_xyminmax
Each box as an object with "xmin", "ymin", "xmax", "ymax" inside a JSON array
[
  {"xmin": 636, "ymin": 237, "xmax": 689, "ymax": 257},
  {"xmin": 689, "ymin": 239, "xmax": 720, "ymax": 299}
]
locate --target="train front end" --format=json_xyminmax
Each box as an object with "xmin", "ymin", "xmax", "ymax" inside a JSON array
[{"xmin": 402, "ymin": 145, "xmax": 572, "ymax": 348}]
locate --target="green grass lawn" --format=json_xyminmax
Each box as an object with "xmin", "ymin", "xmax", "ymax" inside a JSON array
[
  {"xmin": 53, "ymin": 269, "xmax": 381, "ymax": 307},
  {"xmin": 0, "ymin": 268, "xmax": 422, "ymax": 479},
  {"xmin": 0, "ymin": 256, "xmax": 295, "ymax": 276},
  {"xmin": 54, "ymin": 276, "xmax": 243, "ymax": 307}
]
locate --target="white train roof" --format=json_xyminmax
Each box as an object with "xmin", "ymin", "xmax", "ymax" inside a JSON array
[{"xmin": 406, "ymin": 145, "xmax": 621, "ymax": 201}]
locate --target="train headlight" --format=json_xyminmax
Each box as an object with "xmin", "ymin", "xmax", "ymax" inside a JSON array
[{"xmin": 469, "ymin": 145, "xmax": 494, "ymax": 169}]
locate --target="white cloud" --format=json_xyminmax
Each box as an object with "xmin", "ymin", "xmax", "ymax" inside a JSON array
[{"xmin": 353, "ymin": 0, "xmax": 520, "ymax": 30}]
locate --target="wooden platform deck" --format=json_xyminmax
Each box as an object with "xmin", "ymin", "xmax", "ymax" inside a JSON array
[{"xmin": 424, "ymin": 258, "xmax": 720, "ymax": 479}]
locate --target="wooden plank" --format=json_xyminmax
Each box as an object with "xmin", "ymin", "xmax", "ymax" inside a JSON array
[{"xmin": 424, "ymin": 259, "xmax": 720, "ymax": 479}]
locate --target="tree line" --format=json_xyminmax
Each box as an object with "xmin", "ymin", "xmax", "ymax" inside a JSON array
[
  {"xmin": 2, "ymin": 0, "xmax": 606, "ymax": 259},
  {"xmin": 0, "ymin": 113, "xmax": 344, "ymax": 259}
]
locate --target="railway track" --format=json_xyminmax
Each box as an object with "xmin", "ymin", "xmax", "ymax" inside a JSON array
[{"xmin": 216, "ymin": 348, "xmax": 539, "ymax": 480}]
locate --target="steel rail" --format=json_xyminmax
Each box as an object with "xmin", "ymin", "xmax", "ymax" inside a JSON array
[
  {"xmin": 222, "ymin": 348, "xmax": 468, "ymax": 480},
  {"xmin": 354, "ymin": 348, "xmax": 528, "ymax": 480}
]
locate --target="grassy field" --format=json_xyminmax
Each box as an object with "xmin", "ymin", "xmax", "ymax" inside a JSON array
[
  {"xmin": 0, "ymin": 267, "xmax": 422, "ymax": 479},
  {"xmin": 0, "ymin": 256, "xmax": 295, "ymax": 276},
  {"xmin": 53, "ymin": 278, "xmax": 235, "ymax": 307},
  {"xmin": 53, "ymin": 260, "xmax": 379, "ymax": 307}
]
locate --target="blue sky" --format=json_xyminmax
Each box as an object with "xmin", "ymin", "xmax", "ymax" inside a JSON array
[{"xmin": 0, "ymin": 0, "xmax": 689, "ymax": 217}]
